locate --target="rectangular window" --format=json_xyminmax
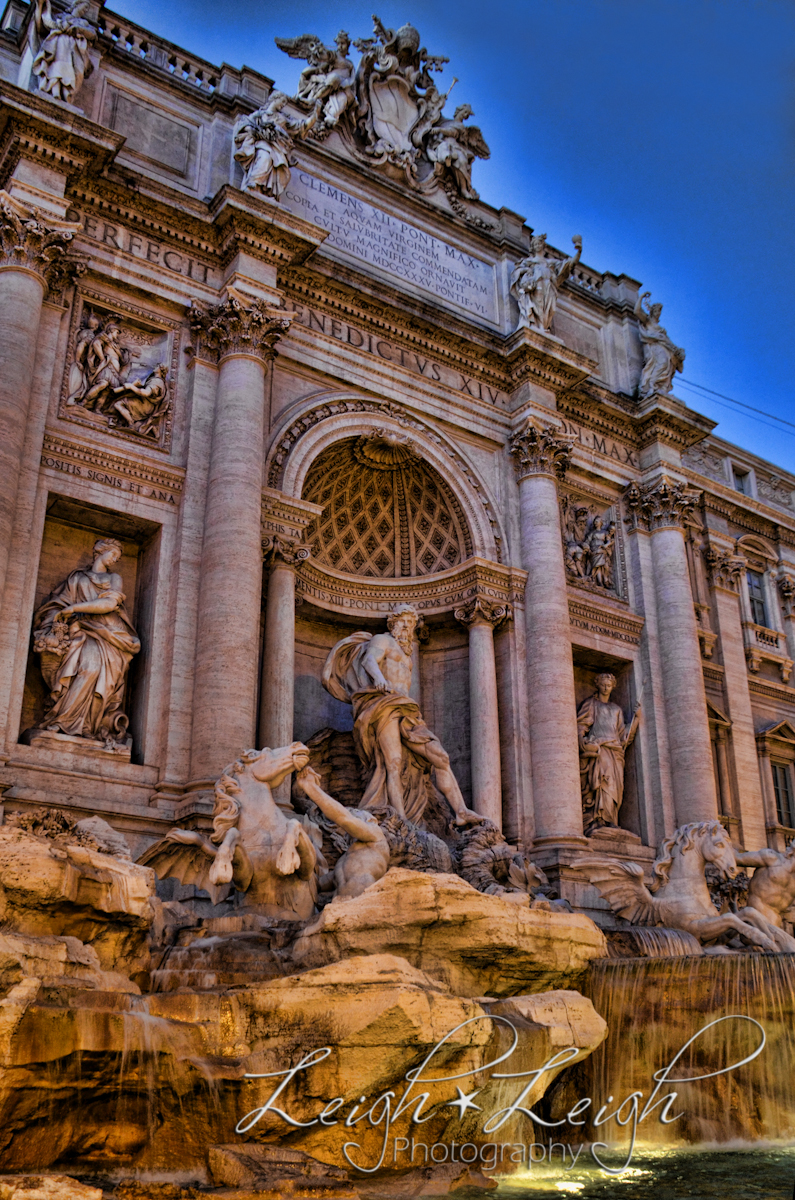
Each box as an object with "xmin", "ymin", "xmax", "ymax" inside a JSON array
[
  {"xmin": 747, "ymin": 569, "xmax": 767, "ymax": 626},
  {"xmin": 772, "ymin": 762, "xmax": 795, "ymax": 829},
  {"xmin": 733, "ymin": 467, "xmax": 751, "ymax": 495}
]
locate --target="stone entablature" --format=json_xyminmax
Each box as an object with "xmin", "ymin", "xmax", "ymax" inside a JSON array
[
  {"xmin": 294, "ymin": 556, "xmax": 527, "ymax": 619},
  {"xmin": 40, "ymin": 432, "xmax": 184, "ymax": 506}
]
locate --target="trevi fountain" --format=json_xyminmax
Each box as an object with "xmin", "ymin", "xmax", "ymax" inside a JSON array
[{"xmin": 0, "ymin": 2, "xmax": 793, "ymax": 1198}]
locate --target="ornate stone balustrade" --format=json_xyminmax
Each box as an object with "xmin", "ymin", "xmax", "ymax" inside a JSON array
[
  {"xmin": 98, "ymin": 11, "xmax": 220, "ymax": 92},
  {"xmin": 742, "ymin": 621, "xmax": 792, "ymax": 683}
]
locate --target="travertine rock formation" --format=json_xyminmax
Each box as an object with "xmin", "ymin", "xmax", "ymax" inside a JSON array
[
  {"xmin": 291, "ymin": 868, "xmax": 606, "ymax": 996},
  {"xmin": 0, "ymin": 823, "xmax": 154, "ymax": 975}
]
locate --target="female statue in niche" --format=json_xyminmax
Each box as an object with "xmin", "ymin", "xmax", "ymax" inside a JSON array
[
  {"xmin": 31, "ymin": 538, "xmax": 140, "ymax": 751},
  {"xmin": 577, "ymin": 672, "xmax": 640, "ymax": 834}
]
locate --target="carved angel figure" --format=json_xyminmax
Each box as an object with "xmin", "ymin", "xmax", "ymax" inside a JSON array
[
  {"xmin": 276, "ymin": 31, "xmax": 355, "ymax": 133},
  {"xmin": 233, "ymin": 91, "xmax": 298, "ymax": 200},
  {"xmin": 510, "ymin": 235, "xmax": 583, "ymax": 332},
  {"xmin": 424, "ymin": 104, "xmax": 490, "ymax": 200},
  {"xmin": 109, "ymin": 363, "xmax": 170, "ymax": 438},
  {"xmin": 29, "ymin": 538, "xmax": 140, "ymax": 750},
  {"xmin": 32, "ymin": 0, "xmax": 96, "ymax": 105},
  {"xmin": 633, "ymin": 291, "xmax": 685, "ymax": 399}
]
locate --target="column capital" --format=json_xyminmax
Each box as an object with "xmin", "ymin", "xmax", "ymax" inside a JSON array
[
  {"xmin": 704, "ymin": 546, "xmax": 747, "ymax": 593},
  {"xmin": 263, "ymin": 533, "xmax": 310, "ymax": 567},
  {"xmin": 0, "ymin": 191, "xmax": 77, "ymax": 289},
  {"xmin": 454, "ymin": 597, "xmax": 512, "ymax": 629},
  {"xmin": 509, "ymin": 420, "xmax": 573, "ymax": 482},
  {"xmin": 623, "ymin": 476, "xmax": 700, "ymax": 532},
  {"xmin": 189, "ymin": 294, "xmax": 291, "ymax": 364}
]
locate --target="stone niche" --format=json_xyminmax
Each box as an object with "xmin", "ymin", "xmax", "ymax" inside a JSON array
[
  {"xmin": 289, "ymin": 600, "xmax": 473, "ymax": 806},
  {"xmin": 572, "ymin": 646, "xmax": 642, "ymax": 842},
  {"xmin": 19, "ymin": 495, "xmax": 162, "ymax": 765}
]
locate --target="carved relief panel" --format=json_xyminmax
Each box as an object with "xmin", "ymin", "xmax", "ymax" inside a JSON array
[
  {"xmin": 59, "ymin": 292, "xmax": 179, "ymax": 451},
  {"xmin": 560, "ymin": 489, "xmax": 624, "ymax": 598}
]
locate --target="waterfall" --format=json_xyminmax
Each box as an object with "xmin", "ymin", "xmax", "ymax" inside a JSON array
[{"xmin": 576, "ymin": 954, "xmax": 795, "ymax": 1146}]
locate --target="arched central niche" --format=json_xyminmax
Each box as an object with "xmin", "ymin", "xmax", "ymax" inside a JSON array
[{"xmin": 302, "ymin": 432, "xmax": 473, "ymax": 578}]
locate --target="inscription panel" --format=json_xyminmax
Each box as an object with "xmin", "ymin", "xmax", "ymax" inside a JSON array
[
  {"xmin": 41, "ymin": 435, "xmax": 182, "ymax": 507},
  {"xmin": 282, "ymin": 172, "xmax": 498, "ymax": 323},
  {"xmin": 284, "ymin": 300, "xmax": 507, "ymax": 405},
  {"xmin": 560, "ymin": 418, "xmax": 639, "ymax": 469}
]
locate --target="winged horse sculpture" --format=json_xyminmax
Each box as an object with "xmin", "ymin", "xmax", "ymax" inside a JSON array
[
  {"xmin": 586, "ymin": 821, "xmax": 792, "ymax": 952},
  {"xmin": 140, "ymin": 742, "xmax": 323, "ymax": 922}
]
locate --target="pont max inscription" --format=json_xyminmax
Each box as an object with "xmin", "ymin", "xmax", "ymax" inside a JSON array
[
  {"xmin": 282, "ymin": 172, "xmax": 498, "ymax": 323},
  {"xmin": 560, "ymin": 419, "xmax": 640, "ymax": 469}
]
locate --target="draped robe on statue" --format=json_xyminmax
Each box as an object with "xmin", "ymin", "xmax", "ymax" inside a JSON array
[
  {"xmin": 577, "ymin": 694, "xmax": 628, "ymax": 830},
  {"xmin": 33, "ymin": 569, "xmax": 140, "ymax": 742},
  {"xmin": 322, "ymin": 631, "xmax": 440, "ymax": 824}
]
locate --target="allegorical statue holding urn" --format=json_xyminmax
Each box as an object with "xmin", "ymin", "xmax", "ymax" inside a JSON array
[{"xmin": 27, "ymin": 538, "xmax": 140, "ymax": 755}]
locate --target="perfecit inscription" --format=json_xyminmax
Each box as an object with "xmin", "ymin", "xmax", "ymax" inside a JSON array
[{"xmin": 282, "ymin": 172, "xmax": 498, "ymax": 322}]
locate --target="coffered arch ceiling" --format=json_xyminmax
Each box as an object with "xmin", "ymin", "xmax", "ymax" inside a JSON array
[{"xmin": 302, "ymin": 433, "xmax": 472, "ymax": 578}]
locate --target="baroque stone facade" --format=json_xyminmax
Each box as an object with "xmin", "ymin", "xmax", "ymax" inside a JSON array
[{"xmin": 2, "ymin": 0, "xmax": 795, "ymax": 922}]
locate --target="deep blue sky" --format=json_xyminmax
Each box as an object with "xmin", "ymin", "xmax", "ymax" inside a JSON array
[{"xmin": 112, "ymin": 0, "xmax": 795, "ymax": 470}]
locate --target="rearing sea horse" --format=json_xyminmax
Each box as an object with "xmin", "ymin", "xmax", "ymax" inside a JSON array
[{"xmin": 141, "ymin": 742, "xmax": 322, "ymax": 921}]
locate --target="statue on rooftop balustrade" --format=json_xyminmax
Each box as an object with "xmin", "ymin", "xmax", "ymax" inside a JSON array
[
  {"xmin": 634, "ymin": 291, "xmax": 685, "ymax": 398},
  {"xmin": 32, "ymin": 0, "xmax": 96, "ymax": 105},
  {"xmin": 510, "ymin": 234, "xmax": 582, "ymax": 332},
  {"xmin": 233, "ymin": 91, "xmax": 300, "ymax": 200}
]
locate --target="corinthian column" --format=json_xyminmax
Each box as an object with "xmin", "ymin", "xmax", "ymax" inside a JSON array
[
  {"xmin": 625, "ymin": 478, "xmax": 718, "ymax": 825},
  {"xmin": 0, "ymin": 193, "xmax": 75, "ymax": 595},
  {"xmin": 189, "ymin": 297, "xmax": 291, "ymax": 779},
  {"xmin": 703, "ymin": 546, "xmax": 765, "ymax": 848},
  {"xmin": 455, "ymin": 598, "xmax": 511, "ymax": 827},
  {"xmin": 259, "ymin": 536, "xmax": 309, "ymax": 752},
  {"xmin": 509, "ymin": 421, "xmax": 585, "ymax": 847}
]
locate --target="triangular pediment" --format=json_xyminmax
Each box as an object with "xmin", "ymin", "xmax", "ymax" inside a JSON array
[
  {"xmin": 707, "ymin": 701, "xmax": 731, "ymax": 727},
  {"xmin": 758, "ymin": 719, "xmax": 795, "ymax": 742}
]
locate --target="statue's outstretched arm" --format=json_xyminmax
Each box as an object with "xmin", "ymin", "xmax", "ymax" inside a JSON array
[
  {"xmin": 297, "ymin": 766, "xmax": 380, "ymax": 843},
  {"xmin": 736, "ymin": 849, "xmax": 776, "ymax": 868}
]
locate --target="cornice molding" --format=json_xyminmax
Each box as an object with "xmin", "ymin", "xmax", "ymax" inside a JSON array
[{"xmin": 295, "ymin": 555, "xmax": 526, "ymax": 619}]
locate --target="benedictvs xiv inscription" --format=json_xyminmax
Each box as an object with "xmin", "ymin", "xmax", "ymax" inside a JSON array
[
  {"xmin": 283, "ymin": 173, "xmax": 498, "ymax": 322},
  {"xmin": 285, "ymin": 301, "xmax": 506, "ymax": 405}
]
